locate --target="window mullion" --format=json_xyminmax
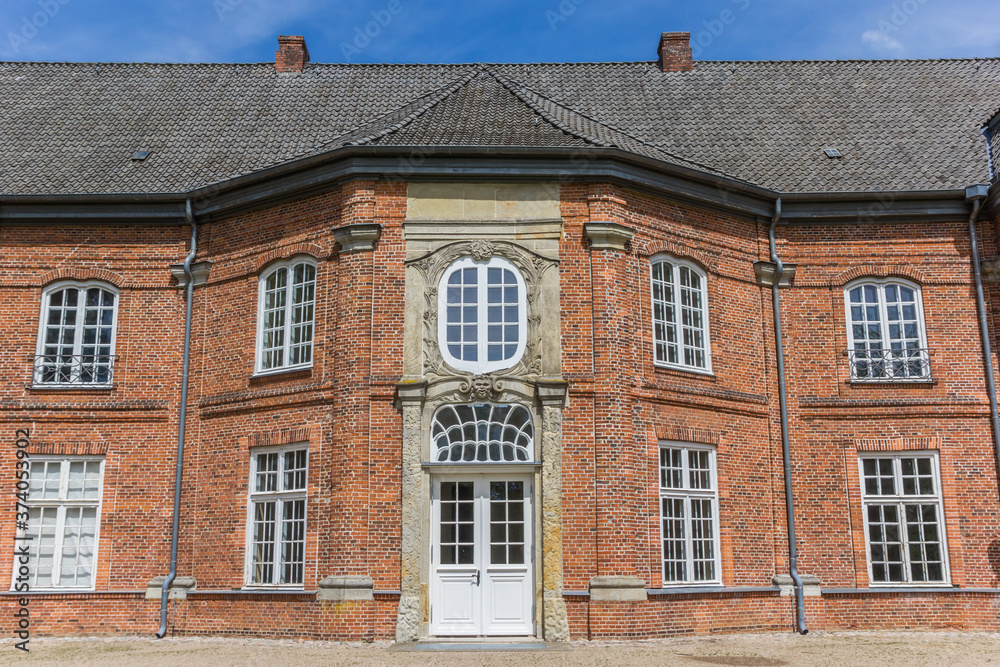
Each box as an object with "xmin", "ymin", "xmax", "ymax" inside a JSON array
[
  {"xmin": 878, "ymin": 284, "xmax": 894, "ymax": 378},
  {"xmin": 283, "ymin": 268, "xmax": 294, "ymax": 367},
  {"xmin": 71, "ymin": 287, "xmax": 85, "ymax": 383},
  {"xmin": 898, "ymin": 500, "xmax": 912, "ymax": 583},
  {"xmin": 684, "ymin": 496, "xmax": 694, "ymax": 583},
  {"xmin": 673, "ymin": 275, "xmax": 684, "ymax": 361},
  {"xmin": 276, "ymin": 450, "xmax": 285, "ymax": 493},
  {"xmin": 53, "ymin": 505, "xmax": 66, "ymax": 587},
  {"xmin": 272, "ymin": 498, "xmax": 282, "ymax": 585},
  {"xmin": 478, "ymin": 265, "xmax": 488, "ymax": 371}
]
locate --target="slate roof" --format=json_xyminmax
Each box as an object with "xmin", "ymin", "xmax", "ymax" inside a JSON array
[
  {"xmin": 986, "ymin": 107, "xmax": 1000, "ymax": 183},
  {"xmin": 1, "ymin": 58, "xmax": 998, "ymax": 195}
]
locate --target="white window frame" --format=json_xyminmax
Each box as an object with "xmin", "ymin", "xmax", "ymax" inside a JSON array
[
  {"xmin": 437, "ymin": 256, "xmax": 528, "ymax": 374},
  {"xmin": 843, "ymin": 278, "xmax": 931, "ymax": 382},
  {"xmin": 658, "ymin": 442, "xmax": 722, "ymax": 587},
  {"xmin": 13, "ymin": 456, "xmax": 105, "ymax": 591},
  {"xmin": 650, "ymin": 256, "xmax": 712, "ymax": 374},
  {"xmin": 244, "ymin": 444, "xmax": 309, "ymax": 589},
  {"xmin": 34, "ymin": 281, "xmax": 119, "ymax": 387},
  {"xmin": 858, "ymin": 451, "xmax": 950, "ymax": 587},
  {"xmin": 254, "ymin": 258, "xmax": 317, "ymax": 376}
]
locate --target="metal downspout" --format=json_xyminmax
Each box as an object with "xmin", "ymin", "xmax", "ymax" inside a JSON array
[
  {"xmin": 768, "ymin": 198, "xmax": 808, "ymax": 635},
  {"xmin": 966, "ymin": 193, "xmax": 1000, "ymax": 496},
  {"xmin": 156, "ymin": 199, "xmax": 197, "ymax": 638}
]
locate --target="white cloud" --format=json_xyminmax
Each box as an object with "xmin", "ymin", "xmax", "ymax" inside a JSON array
[{"xmin": 861, "ymin": 29, "xmax": 903, "ymax": 52}]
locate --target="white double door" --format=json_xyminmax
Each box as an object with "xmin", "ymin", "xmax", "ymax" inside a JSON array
[{"xmin": 430, "ymin": 475, "xmax": 534, "ymax": 636}]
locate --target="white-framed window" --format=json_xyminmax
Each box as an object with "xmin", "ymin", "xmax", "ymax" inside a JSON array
[
  {"xmin": 34, "ymin": 282, "xmax": 119, "ymax": 386},
  {"xmin": 658, "ymin": 443, "xmax": 721, "ymax": 585},
  {"xmin": 256, "ymin": 259, "xmax": 316, "ymax": 375},
  {"xmin": 245, "ymin": 445, "xmax": 308, "ymax": 588},
  {"xmin": 859, "ymin": 452, "xmax": 949, "ymax": 585},
  {"xmin": 845, "ymin": 279, "xmax": 930, "ymax": 381},
  {"xmin": 15, "ymin": 457, "xmax": 104, "ymax": 590},
  {"xmin": 650, "ymin": 257, "xmax": 711, "ymax": 372},
  {"xmin": 438, "ymin": 256, "xmax": 527, "ymax": 374}
]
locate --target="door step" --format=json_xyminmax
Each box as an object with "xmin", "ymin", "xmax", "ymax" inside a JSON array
[{"xmin": 404, "ymin": 638, "xmax": 553, "ymax": 651}]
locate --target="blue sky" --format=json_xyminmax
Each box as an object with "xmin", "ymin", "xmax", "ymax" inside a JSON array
[{"xmin": 2, "ymin": 0, "xmax": 998, "ymax": 64}]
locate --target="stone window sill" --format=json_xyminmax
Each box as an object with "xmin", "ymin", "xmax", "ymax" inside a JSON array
[
  {"xmin": 27, "ymin": 384, "xmax": 116, "ymax": 392},
  {"xmin": 646, "ymin": 586, "xmax": 778, "ymax": 596}
]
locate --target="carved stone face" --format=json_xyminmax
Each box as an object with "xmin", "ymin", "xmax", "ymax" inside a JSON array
[{"xmin": 470, "ymin": 375, "xmax": 493, "ymax": 400}]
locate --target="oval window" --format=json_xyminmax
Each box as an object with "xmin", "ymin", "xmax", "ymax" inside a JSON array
[{"xmin": 438, "ymin": 256, "xmax": 527, "ymax": 374}]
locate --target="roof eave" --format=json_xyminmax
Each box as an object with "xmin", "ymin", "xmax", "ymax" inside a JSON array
[{"xmin": 0, "ymin": 144, "xmax": 978, "ymax": 225}]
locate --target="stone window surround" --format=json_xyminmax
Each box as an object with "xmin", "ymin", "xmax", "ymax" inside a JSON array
[{"xmin": 396, "ymin": 225, "xmax": 569, "ymax": 642}]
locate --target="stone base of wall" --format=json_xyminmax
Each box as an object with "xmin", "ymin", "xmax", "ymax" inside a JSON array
[
  {"xmin": 566, "ymin": 591, "xmax": 1000, "ymax": 639},
  {"xmin": 5, "ymin": 591, "xmax": 999, "ymax": 639},
  {"xmin": 0, "ymin": 593, "xmax": 400, "ymax": 640}
]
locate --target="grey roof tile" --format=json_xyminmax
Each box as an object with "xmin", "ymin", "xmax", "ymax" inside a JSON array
[{"xmin": 1, "ymin": 58, "xmax": 998, "ymax": 195}]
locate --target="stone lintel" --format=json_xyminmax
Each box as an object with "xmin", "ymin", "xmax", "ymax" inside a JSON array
[
  {"xmin": 588, "ymin": 575, "xmax": 648, "ymax": 602},
  {"xmin": 170, "ymin": 260, "xmax": 213, "ymax": 288},
  {"xmin": 145, "ymin": 575, "xmax": 197, "ymax": 600},
  {"xmin": 403, "ymin": 218, "xmax": 563, "ymax": 241},
  {"xmin": 536, "ymin": 378, "xmax": 569, "ymax": 408},
  {"xmin": 981, "ymin": 258, "xmax": 1000, "ymax": 283},
  {"xmin": 333, "ymin": 223, "xmax": 381, "ymax": 254},
  {"xmin": 318, "ymin": 575, "xmax": 374, "ymax": 601},
  {"xmin": 753, "ymin": 261, "xmax": 797, "ymax": 287},
  {"xmin": 771, "ymin": 573, "xmax": 822, "ymax": 597},
  {"xmin": 395, "ymin": 378, "xmax": 427, "ymax": 407},
  {"xmin": 585, "ymin": 221, "xmax": 633, "ymax": 251}
]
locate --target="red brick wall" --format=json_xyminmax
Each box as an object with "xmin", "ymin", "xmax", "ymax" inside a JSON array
[{"xmin": 1, "ymin": 181, "xmax": 998, "ymax": 639}]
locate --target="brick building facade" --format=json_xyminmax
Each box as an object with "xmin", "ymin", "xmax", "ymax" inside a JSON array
[{"xmin": 1, "ymin": 34, "xmax": 1000, "ymax": 640}]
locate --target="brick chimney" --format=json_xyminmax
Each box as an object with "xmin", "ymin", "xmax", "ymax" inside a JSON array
[
  {"xmin": 276, "ymin": 35, "xmax": 309, "ymax": 73},
  {"xmin": 657, "ymin": 32, "xmax": 693, "ymax": 72}
]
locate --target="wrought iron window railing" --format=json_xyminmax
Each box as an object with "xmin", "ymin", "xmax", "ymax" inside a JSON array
[
  {"xmin": 32, "ymin": 354, "xmax": 116, "ymax": 386},
  {"xmin": 848, "ymin": 347, "xmax": 931, "ymax": 382}
]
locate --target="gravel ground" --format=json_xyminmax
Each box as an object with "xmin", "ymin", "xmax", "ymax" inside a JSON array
[{"xmin": 0, "ymin": 631, "xmax": 998, "ymax": 666}]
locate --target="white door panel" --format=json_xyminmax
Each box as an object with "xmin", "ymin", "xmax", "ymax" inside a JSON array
[
  {"xmin": 431, "ymin": 475, "xmax": 533, "ymax": 637},
  {"xmin": 434, "ymin": 569, "xmax": 479, "ymax": 634}
]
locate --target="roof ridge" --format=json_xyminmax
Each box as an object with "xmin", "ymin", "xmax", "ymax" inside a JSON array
[
  {"xmin": 480, "ymin": 66, "xmax": 612, "ymax": 148},
  {"xmin": 269, "ymin": 65, "xmax": 479, "ymax": 161},
  {"xmin": 487, "ymin": 68, "xmax": 733, "ymax": 177},
  {"xmin": 348, "ymin": 65, "xmax": 486, "ymax": 146}
]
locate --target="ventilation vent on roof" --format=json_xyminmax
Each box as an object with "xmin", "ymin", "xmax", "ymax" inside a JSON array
[
  {"xmin": 132, "ymin": 150, "xmax": 151, "ymax": 161},
  {"xmin": 824, "ymin": 148, "xmax": 842, "ymax": 159}
]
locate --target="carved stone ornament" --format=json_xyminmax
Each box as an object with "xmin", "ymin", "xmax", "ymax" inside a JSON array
[
  {"xmin": 461, "ymin": 374, "xmax": 503, "ymax": 401},
  {"xmin": 469, "ymin": 240, "xmax": 496, "ymax": 261},
  {"xmin": 407, "ymin": 240, "xmax": 558, "ymax": 382}
]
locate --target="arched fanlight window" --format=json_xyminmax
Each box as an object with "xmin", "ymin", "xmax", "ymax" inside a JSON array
[
  {"xmin": 438, "ymin": 256, "xmax": 527, "ymax": 374},
  {"xmin": 431, "ymin": 404, "xmax": 534, "ymax": 462}
]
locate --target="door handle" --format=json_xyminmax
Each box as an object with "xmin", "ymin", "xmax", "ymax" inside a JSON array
[{"xmin": 475, "ymin": 569, "xmax": 481, "ymax": 586}]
